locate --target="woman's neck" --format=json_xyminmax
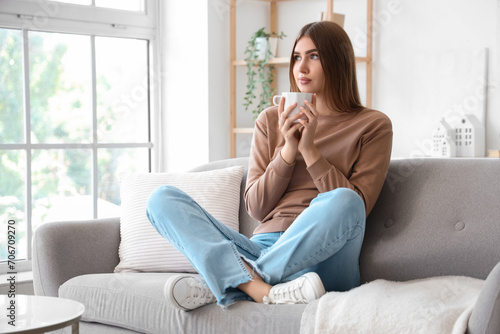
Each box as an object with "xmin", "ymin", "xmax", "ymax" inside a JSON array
[{"xmin": 314, "ymin": 94, "xmax": 343, "ymax": 116}]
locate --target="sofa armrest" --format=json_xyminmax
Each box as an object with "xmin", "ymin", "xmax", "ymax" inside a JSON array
[
  {"xmin": 32, "ymin": 218, "xmax": 121, "ymax": 297},
  {"xmin": 468, "ymin": 260, "xmax": 500, "ymax": 334}
]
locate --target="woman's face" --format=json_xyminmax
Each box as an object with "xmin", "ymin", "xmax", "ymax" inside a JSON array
[{"xmin": 292, "ymin": 36, "xmax": 325, "ymax": 95}]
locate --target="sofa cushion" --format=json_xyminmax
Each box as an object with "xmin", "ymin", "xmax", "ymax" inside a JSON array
[
  {"xmin": 59, "ymin": 273, "xmax": 307, "ymax": 334},
  {"xmin": 115, "ymin": 166, "xmax": 244, "ymax": 273},
  {"xmin": 188, "ymin": 157, "xmax": 259, "ymax": 238}
]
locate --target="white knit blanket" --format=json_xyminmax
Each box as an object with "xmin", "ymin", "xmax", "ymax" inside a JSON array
[{"xmin": 300, "ymin": 276, "xmax": 484, "ymax": 334}]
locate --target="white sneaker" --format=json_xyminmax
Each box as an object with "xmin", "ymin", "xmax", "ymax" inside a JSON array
[
  {"xmin": 164, "ymin": 275, "xmax": 217, "ymax": 311},
  {"xmin": 263, "ymin": 272, "xmax": 326, "ymax": 304}
]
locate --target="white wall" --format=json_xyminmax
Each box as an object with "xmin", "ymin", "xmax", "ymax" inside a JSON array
[
  {"xmin": 207, "ymin": 0, "xmax": 231, "ymax": 162},
  {"xmin": 162, "ymin": 0, "xmax": 500, "ymax": 169},
  {"xmin": 373, "ymin": 0, "xmax": 500, "ymax": 158},
  {"xmin": 160, "ymin": 0, "xmax": 210, "ymax": 172}
]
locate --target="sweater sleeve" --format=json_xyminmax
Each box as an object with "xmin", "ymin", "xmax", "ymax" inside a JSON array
[
  {"xmin": 306, "ymin": 114, "xmax": 393, "ymax": 216},
  {"xmin": 244, "ymin": 110, "xmax": 295, "ymax": 222}
]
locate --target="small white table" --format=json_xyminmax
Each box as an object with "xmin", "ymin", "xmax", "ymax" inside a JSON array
[{"xmin": 0, "ymin": 295, "xmax": 85, "ymax": 334}]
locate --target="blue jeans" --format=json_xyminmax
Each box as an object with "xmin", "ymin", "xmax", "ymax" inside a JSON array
[{"xmin": 146, "ymin": 186, "xmax": 366, "ymax": 307}]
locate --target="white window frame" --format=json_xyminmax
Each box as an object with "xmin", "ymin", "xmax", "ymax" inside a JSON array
[{"xmin": 0, "ymin": 0, "xmax": 162, "ymax": 274}]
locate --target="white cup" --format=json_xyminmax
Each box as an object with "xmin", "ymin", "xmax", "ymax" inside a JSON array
[{"xmin": 273, "ymin": 92, "xmax": 313, "ymax": 122}]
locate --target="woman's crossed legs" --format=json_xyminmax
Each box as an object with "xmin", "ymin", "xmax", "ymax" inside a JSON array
[{"xmin": 146, "ymin": 185, "xmax": 365, "ymax": 309}]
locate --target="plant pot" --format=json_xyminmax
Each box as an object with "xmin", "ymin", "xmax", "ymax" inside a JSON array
[
  {"xmin": 255, "ymin": 37, "xmax": 267, "ymax": 60},
  {"xmin": 255, "ymin": 37, "xmax": 278, "ymax": 60}
]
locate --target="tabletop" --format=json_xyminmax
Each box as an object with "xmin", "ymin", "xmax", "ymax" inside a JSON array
[{"xmin": 0, "ymin": 294, "xmax": 85, "ymax": 334}]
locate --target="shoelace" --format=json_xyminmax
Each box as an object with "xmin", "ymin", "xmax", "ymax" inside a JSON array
[
  {"xmin": 186, "ymin": 280, "xmax": 216, "ymax": 305},
  {"xmin": 266, "ymin": 278, "xmax": 307, "ymax": 304}
]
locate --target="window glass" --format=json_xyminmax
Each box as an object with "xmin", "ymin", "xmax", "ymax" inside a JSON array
[
  {"xmin": 31, "ymin": 149, "xmax": 92, "ymax": 229},
  {"xmin": 96, "ymin": 37, "xmax": 149, "ymax": 143},
  {"xmin": 0, "ymin": 150, "xmax": 26, "ymax": 262},
  {"xmin": 29, "ymin": 32, "xmax": 92, "ymax": 144},
  {"xmin": 97, "ymin": 147, "xmax": 149, "ymax": 215},
  {"xmin": 0, "ymin": 29, "xmax": 24, "ymax": 144}
]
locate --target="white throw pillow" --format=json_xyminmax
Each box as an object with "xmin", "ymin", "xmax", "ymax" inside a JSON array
[{"xmin": 115, "ymin": 166, "xmax": 244, "ymax": 273}]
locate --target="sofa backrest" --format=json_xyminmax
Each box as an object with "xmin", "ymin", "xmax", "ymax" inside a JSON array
[
  {"xmin": 191, "ymin": 157, "xmax": 500, "ymax": 283},
  {"xmin": 360, "ymin": 158, "xmax": 500, "ymax": 283}
]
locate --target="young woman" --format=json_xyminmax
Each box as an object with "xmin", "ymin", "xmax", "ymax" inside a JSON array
[{"xmin": 146, "ymin": 21, "xmax": 392, "ymax": 311}]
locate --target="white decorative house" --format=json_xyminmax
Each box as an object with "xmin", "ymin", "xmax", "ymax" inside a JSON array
[
  {"xmin": 431, "ymin": 118, "xmax": 456, "ymax": 158},
  {"xmin": 430, "ymin": 114, "xmax": 485, "ymax": 158},
  {"xmin": 453, "ymin": 114, "xmax": 485, "ymax": 157}
]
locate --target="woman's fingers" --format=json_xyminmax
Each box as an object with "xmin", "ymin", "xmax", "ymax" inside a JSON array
[
  {"xmin": 279, "ymin": 101, "xmax": 299, "ymax": 127},
  {"xmin": 277, "ymin": 96, "xmax": 286, "ymax": 126},
  {"xmin": 279, "ymin": 96, "xmax": 286, "ymax": 113},
  {"xmin": 303, "ymin": 100, "xmax": 318, "ymax": 117}
]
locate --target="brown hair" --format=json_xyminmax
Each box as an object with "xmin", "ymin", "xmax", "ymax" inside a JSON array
[{"xmin": 289, "ymin": 21, "xmax": 364, "ymax": 113}]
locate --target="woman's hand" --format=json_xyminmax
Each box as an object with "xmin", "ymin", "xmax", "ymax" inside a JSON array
[
  {"xmin": 278, "ymin": 96, "xmax": 304, "ymax": 165},
  {"xmin": 298, "ymin": 95, "xmax": 322, "ymax": 167}
]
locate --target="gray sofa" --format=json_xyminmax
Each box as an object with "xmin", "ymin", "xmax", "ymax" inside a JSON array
[{"xmin": 33, "ymin": 157, "xmax": 500, "ymax": 333}]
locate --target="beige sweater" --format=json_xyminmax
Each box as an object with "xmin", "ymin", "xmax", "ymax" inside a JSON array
[{"xmin": 244, "ymin": 106, "xmax": 393, "ymax": 234}]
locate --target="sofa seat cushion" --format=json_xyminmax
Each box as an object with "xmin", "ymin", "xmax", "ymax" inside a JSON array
[{"xmin": 59, "ymin": 273, "xmax": 307, "ymax": 334}]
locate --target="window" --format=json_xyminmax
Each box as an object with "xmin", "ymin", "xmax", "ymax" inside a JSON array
[{"xmin": 0, "ymin": 0, "xmax": 159, "ymax": 273}]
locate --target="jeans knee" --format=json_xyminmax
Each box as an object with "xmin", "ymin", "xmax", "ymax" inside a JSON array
[
  {"xmin": 146, "ymin": 185, "xmax": 186, "ymax": 216},
  {"xmin": 314, "ymin": 188, "xmax": 366, "ymax": 230},
  {"xmin": 323, "ymin": 188, "xmax": 364, "ymax": 212}
]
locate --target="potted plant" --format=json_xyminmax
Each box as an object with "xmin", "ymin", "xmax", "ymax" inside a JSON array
[{"xmin": 243, "ymin": 27, "xmax": 285, "ymax": 119}]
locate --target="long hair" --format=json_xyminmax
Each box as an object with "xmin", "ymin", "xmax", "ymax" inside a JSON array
[{"xmin": 289, "ymin": 21, "xmax": 364, "ymax": 113}]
